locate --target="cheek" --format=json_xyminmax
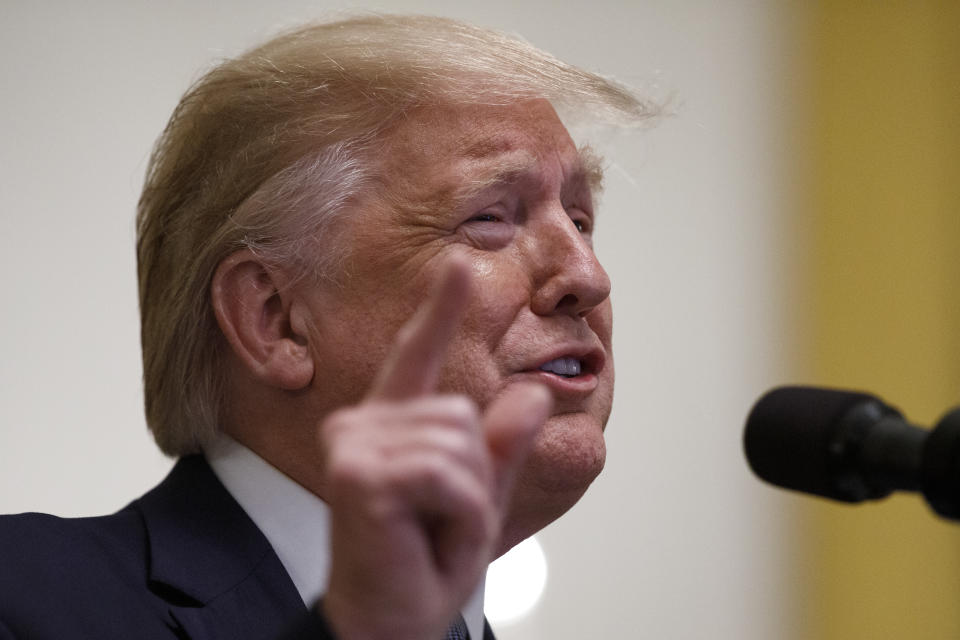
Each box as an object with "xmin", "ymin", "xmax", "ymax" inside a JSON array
[
  {"xmin": 307, "ymin": 321, "xmax": 386, "ymax": 408},
  {"xmin": 587, "ymin": 299, "xmax": 614, "ymax": 348},
  {"xmin": 462, "ymin": 259, "xmax": 530, "ymax": 343},
  {"xmin": 436, "ymin": 264, "xmax": 529, "ymax": 401},
  {"xmin": 468, "ymin": 253, "xmax": 530, "ymax": 310},
  {"xmin": 303, "ymin": 293, "xmax": 408, "ymax": 405}
]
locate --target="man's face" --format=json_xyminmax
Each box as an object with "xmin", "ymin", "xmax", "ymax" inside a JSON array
[{"xmin": 301, "ymin": 100, "xmax": 614, "ymax": 547}]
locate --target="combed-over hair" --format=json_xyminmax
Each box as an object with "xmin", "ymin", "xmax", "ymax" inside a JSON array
[{"xmin": 137, "ymin": 13, "xmax": 656, "ymax": 456}]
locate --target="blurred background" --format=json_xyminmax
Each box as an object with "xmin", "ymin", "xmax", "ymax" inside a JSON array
[{"xmin": 1, "ymin": 2, "xmax": 957, "ymax": 638}]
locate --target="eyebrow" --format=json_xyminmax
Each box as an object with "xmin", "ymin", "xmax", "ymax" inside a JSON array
[
  {"xmin": 451, "ymin": 145, "xmax": 605, "ymax": 209},
  {"xmin": 577, "ymin": 145, "xmax": 605, "ymax": 195}
]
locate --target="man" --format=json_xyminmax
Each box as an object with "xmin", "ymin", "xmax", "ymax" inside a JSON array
[{"xmin": 0, "ymin": 14, "xmax": 651, "ymax": 640}]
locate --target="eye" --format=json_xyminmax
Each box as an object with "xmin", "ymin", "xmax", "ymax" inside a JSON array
[
  {"xmin": 469, "ymin": 212, "xmax": 502, "ymax": 223},
  {"xmin": 460, "ymin": 207, "xmax": 515, "ymax": 249},
  {"xmin": 568, "ymin": 209, "xmax": 593, "ymax": 235}
]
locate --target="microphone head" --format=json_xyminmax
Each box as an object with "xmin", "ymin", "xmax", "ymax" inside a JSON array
[{"xmin": 743, "ymin": 386, "xmax": 896, "ymax": 502}]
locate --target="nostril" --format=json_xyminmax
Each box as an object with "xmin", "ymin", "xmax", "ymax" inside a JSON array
[{"xmin": 555, "ymin": 293, "xmax": 579, "ymax": 310}]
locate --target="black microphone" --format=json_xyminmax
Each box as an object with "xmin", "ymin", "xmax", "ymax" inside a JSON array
[{"xmin": 743, "ymin": 386, "xmax": 960, "ymax": 522}]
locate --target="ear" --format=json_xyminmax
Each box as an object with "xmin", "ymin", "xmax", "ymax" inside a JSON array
[{"xmin": 211, "ymin": 250, "xmax": 314, "ymax": 390}]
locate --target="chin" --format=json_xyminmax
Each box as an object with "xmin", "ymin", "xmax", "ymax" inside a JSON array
[
  {"xmin": 529, "ymin": 412, "xmax": 607, "ymax": 490},
  {"xmin": 496, "ymin": 413, "xmax": 606, "ymax": 556}
]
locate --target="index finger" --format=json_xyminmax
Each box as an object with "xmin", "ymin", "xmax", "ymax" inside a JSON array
[{"xmin": 368, "ymin": 255, "xmax": 472, "ymax": 401}]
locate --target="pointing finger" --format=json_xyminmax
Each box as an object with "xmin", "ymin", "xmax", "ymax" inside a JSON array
[{"xmin": 369, "ymin": 255, "xmax": 472, "ymax": 401}]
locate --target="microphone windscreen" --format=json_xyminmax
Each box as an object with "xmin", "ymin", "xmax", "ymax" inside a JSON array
[{"xmin": 743, "ymin": 386, "xmax": 880, "ymax": 500}]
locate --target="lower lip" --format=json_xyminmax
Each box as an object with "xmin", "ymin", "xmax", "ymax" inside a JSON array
[{"xmin": 515, "ymin": 370, "xmax": 599, "ymax": 396}]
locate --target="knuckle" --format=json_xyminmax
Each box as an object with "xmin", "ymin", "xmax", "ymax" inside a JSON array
[
  {"xmin": 438, "ymin": 394, "xmax": 479, "ymax": 425},
  {"xmin": 412, "ymin": 454, "xmax": 450, "ymax": 486},
  {"xmin": 462, "ymin": 482, "xmax": 495, "ymax": 517},
  {"xmin": 326, "ymin": 448, "xmax": 373, "ymax": 491}
]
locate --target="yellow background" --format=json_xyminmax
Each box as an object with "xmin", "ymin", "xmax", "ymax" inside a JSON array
[{"xmin": 804, "ymin": 2, "xmax": 960, "ymax": 637}]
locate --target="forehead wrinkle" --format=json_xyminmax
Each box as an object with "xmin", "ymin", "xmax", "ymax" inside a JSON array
[
  {"xmin": 448, "ymin": 144, "xmax": 605, "ymax": 213},
  {"xmin": 386, "ymin": 126, "xmax": 604, "ymax": 221},
  {"xmin": 462, "ymin": 135, "xmax": 518, "ymax": 160},
  {"xmin": 450, "ymin": 152, "xmax": 538, "ymax": 209},
  {"xmin": 382, "ymin": 153, "xmax": 537, "ymax": 223},
  {"xmin": 393, "ymin": 146, "xmax": 605, "ymax": 222}
]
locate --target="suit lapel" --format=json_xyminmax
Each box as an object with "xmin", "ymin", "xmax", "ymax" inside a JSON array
[{"xmin": 135, "ymin": 456, "xmax": 305, "ymax": 640}]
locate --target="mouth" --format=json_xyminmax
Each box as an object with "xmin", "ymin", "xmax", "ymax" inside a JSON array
[
  {"xmin": 538, "ymin": 356, "xmax": 584, "ymax": 378},
  {"xmin": 520, "ymin": 348, "xmax": 605, "ymax": 397}
]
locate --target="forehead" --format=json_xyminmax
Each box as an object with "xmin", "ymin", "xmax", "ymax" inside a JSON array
[{"xmin": 375, "ymin": 100, "xmax": 584, "ymax": 201}]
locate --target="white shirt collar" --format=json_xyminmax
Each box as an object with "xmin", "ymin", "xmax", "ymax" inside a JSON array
[
  {"xmin": 205, "ymin": 433, "xmax": 486, "ymax": 640},
  {"xmin": 205, "ymin": 433, "xmax": 331, "ymax": 605}
]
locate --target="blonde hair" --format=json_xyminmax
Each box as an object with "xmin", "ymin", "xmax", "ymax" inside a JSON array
[{"xmin": 137, "ymin": 14, "xmax": 656, "ymax": 456}]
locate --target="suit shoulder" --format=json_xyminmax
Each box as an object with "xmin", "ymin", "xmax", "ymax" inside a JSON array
[
  {"xmin": 0, "ymin": 508, "xmax": 147, "ymax": 590},
  {"xmin": 0, "ymin": 507, "xmax": 144, "ymax": 548},
  {"xmin": 0, "ymin": 509, "xmax": 160, "ymax": 623},
  {"xmin": 0, "ymin": 509, "xmax": 180, "ymax": 638}
]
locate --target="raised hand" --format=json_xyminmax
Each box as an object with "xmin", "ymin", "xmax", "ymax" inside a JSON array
[{"xmin": 317, "ymin": 256, "xmax": 552, "ymax": 640}]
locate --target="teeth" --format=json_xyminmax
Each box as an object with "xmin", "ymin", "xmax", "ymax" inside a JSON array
[{"xmin": 539, "ymin": 357, "xmax": 582, "ymax": 377}]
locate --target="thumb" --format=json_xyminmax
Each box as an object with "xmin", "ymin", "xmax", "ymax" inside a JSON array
[{"xmin": 482, "ymin": 383, "xmax": 552, "ymax": 509}]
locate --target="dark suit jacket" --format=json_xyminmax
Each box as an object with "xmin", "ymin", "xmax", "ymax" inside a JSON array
[{"xmin": 0, "ymin": 456, "xmax": 495, "ymax": 639}]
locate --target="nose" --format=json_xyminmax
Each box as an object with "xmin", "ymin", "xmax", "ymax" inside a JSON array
[{"xmin": 529, "ymin": 210, "xmax": 612, "ymax": 318}]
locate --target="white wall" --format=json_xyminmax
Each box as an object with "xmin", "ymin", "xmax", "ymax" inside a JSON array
[{"xmin": 0, "ymin": 2, "xmax": 802, "ymax": 638}]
